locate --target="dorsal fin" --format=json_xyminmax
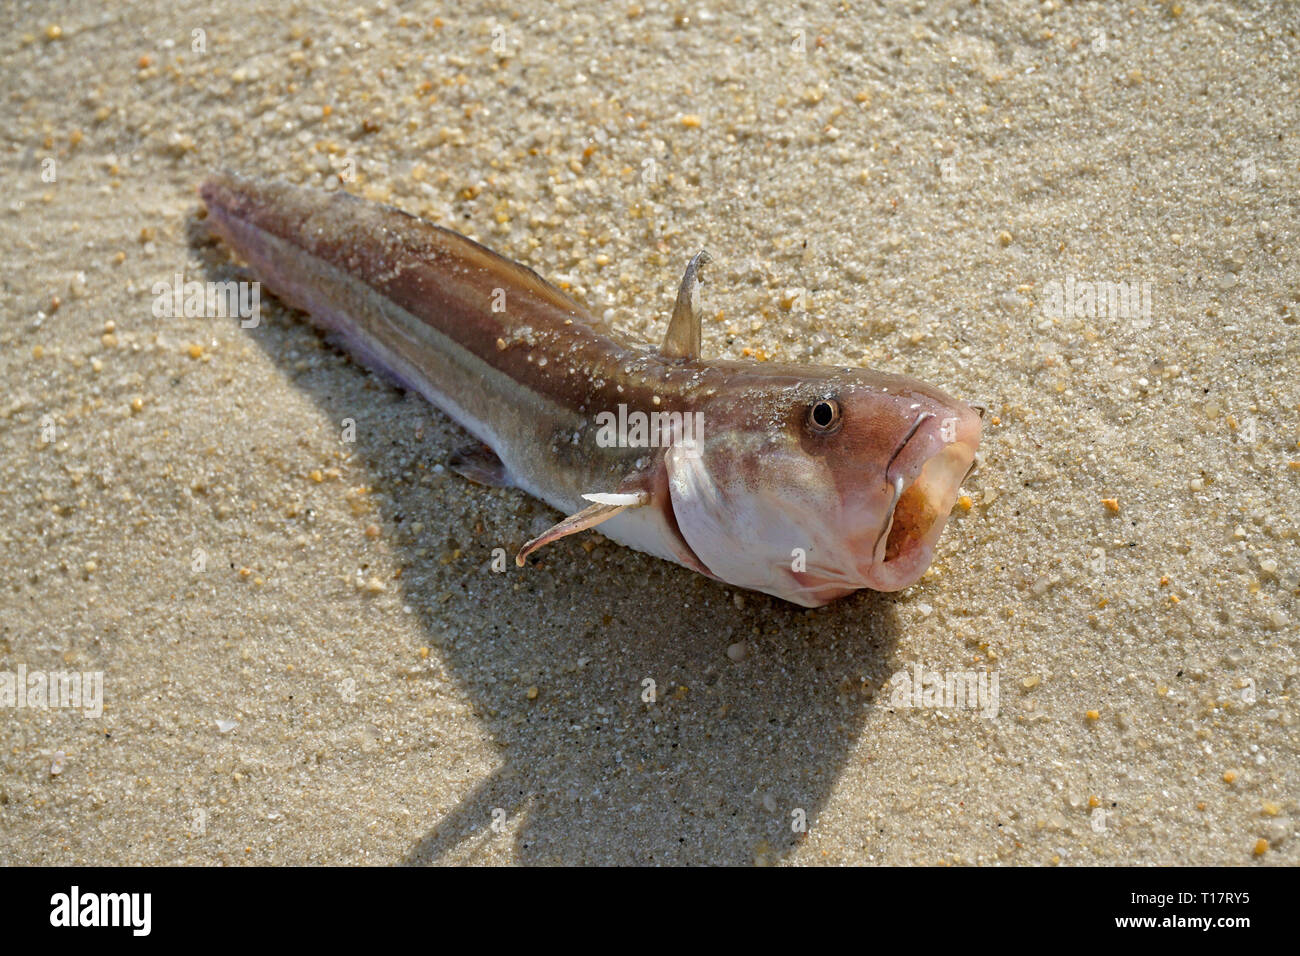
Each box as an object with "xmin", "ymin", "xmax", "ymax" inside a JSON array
[{"xmin": 660, "ymin": 250, "xmax": 711, "ymax": 361}]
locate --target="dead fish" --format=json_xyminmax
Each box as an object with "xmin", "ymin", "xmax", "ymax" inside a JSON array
[{"xmin": 199, "ymin": 172, "xmax": 981, "ymax": 607}]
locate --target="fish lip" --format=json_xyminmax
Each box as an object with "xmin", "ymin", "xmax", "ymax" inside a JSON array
[
  {"xmin": 872, "ymin": 473, "xmax": 907, "ymax": 567},
  {"xmin": 780, "ymin": 469, "xmax": 931, "ymax": 602},
  {"xmin": 863, "ymin": 435, "xmax": 978, "ymax": 591},
  {"xmin": 777, "ymin": 431, "xmax": 979, "ymax": 603}
]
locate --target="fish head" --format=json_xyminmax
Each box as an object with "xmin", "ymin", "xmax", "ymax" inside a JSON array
[{"xmin": 666, "ymin": 365, "xmax": 981, "ymax": 606}]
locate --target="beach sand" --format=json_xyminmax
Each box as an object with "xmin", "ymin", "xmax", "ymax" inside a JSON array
[{"xmin": 0, "ymin": 0, "xmax": 1295, "ymax": 864}]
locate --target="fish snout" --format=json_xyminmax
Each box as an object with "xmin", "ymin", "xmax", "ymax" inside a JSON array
[{"xmin": 862, "ymin": 406, "xmax": 981, "ymax": 591}]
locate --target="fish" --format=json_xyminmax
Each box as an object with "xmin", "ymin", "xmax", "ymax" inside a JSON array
[{"xmin": 198, "ymin": 172, "xmax": 982, "ymax": 607}]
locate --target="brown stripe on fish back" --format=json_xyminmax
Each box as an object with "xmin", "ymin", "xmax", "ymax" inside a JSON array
[{"xmin": 201, "ymin": 171, "xmax": 697, "ymax": 416}]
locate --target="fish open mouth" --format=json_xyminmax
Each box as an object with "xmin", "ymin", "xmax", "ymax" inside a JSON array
[
  {"xmin": 884, "ymin": 477, "xmax": 942, "ymax": 562},
  {"xmin": 866, "ymin": 437, "xmax": 976, "ymax": 590}
]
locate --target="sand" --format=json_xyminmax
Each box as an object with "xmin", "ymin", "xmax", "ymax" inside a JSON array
[{"xmin": 0, "ymin": 0, "xmax": 1295, "ymax": 865}]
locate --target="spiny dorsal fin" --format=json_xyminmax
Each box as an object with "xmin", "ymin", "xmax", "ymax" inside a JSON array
[{"xmin": 660, "ymin": 250, "xmax": 711, "ymax": 361}]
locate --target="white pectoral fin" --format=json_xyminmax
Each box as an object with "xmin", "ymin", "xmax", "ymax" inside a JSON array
[
  {"xmin": 580, "ymin": 492, "xmax": 647, "ymax": 507},
  {"xmin": 515, "ymin": 491, "xmax": 649, "ymax": 567}
]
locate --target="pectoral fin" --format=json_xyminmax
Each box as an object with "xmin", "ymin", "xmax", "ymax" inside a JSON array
[
  {"xmin": 515, "ymin": 491, "xmax": 648, "ymax": 566},
  {"xmin": 449, "ymin": 443, "xmax": 512, "ymax": 488},
  {"xmin": 660, "ymin": 250, "xmax": 711, "ymax": 361}
]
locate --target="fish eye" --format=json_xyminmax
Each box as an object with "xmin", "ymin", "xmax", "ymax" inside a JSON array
[{"xmin": 807, "ymin": 398, "xmax": 842, "ymax": 435}]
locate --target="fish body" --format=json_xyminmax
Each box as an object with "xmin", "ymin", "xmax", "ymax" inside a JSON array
[{"xmin": 200, "ymin": 172, "xmax": 980, "ymax": 607}]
